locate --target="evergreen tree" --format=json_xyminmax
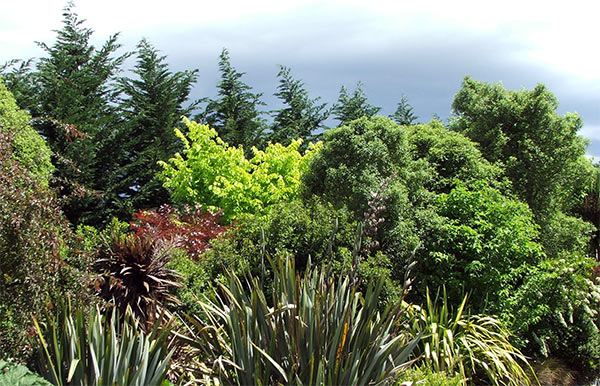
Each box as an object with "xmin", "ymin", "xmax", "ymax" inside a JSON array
[
  {"xmin": 5, "ymin": 2, "xmax": 128, "ymax": 225},
  {"xmin": 270, "ymin": 65, "xmax": 329, "ymax": 147},
  {"xmin": 106, "ymin": 39, "xmax": 199, "ymax": 219},
  {"xmin": 390, "ymin": 94, "xmax": 418, "ymax": 125},
  {"xmin": 201, "ymin": 48, "xmax": 265, "ymax": 152},
  {"xmin": 332, "ymin": 82, "xmax": 380, "ymax": 126}
]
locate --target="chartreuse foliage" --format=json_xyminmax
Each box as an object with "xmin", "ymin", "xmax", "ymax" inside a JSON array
[
  {"xmin": 0, "ymin": 77, "xmax": 54, "ymax": 184},
  {"xmin": 178, "ymin": 257, "xmax": 419, "ymax": 385},
  {"xmin": 33, "ymin": 302, "xmax": 172, "ymax": 386},
  {"xmin": 159, "ymin": 118, "xmax": 320, "ymax": 222}
]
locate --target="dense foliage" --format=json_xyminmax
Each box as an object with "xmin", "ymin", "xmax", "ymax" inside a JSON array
[
  {"xmin": 0, "ymin": 127, "xmax": 92, "ymax": 359},
  {"xmin": 2, "ymin": 4, "xmax": 600, "ymax": 383},
  {"xmin": 180, "ymin": 257, "xmax": 419, "ymax": 385},
  {"xmin": 160, "ymin": 118, "xmax": 319, "ymax": 221}
]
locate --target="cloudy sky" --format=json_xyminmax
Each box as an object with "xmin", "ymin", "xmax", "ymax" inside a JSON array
[{"xmin": 1, "ymin": 0, "xmax": 599, "ymax": 156}]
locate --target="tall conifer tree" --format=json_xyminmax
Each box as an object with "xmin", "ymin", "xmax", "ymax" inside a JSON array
[
  {"xmin": 106, "ymin": 38, "xmax": 199, "ymax": 218},
  {"xmin": 201, "ymin": 49, "xmax": 265, "ymax": 152},
  {"xmin": 270, "ymin": 65, "xmax": 329, "ymax": 147},
  {"xmin": 332, "ymin": 82, "xmax": 380, "ymax": 126}
]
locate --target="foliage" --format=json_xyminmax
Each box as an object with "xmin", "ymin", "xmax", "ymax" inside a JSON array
[
  {"xmin": 451, "ymin": 76, "xmax": 592, "ymax": 220},
  {"xmin": 390, "ymin": 94, "xmax": 418, "ymax": 126},
  {"xmin": 302, "ymin": 116, "xmax": 409, "ymax": 216},
  {"xmin": 3, "ymin": 3, "xmax": 129, "ymax": 226},
  {"xmin": 396, "ymin": 367, "xmax": 462, "ymax": 386},
  {"xmin": 405, "ymin": 289, "xmax": 535, "ymax": 386},
  {"xmin": 95, "ymin": 229, "xmax": 181, "ymax": 330},
  {"xmin": 0, "ymin": 77, "xmax": 53, "ymax": 184},
  {"xmin": 106, "ymin": 39, "xmax": 199, "ymax": 219},
  {"xmin": 160, "ymin": 118, "xmax": 319, "ymax": 221},
  {"xmin": 0, "ymin": 360, "xmax": 51, "ymax": 386},
  {"xmin": 200, "ymin": 48, "xmax": 265, "ymax": 152},
  {"xmin": 33, "ymin": 302, "xmax": 172, "ymax": 386},
  {"xmin": 0, "ymin": 130, "xmax": 93, "ymax": 361},
  {"xmin": 130, "ymin": 204, "xmax": 228, "ymax": 260},
  {"xmin": 416, "ymin": 182, "xmax": 544, "ymax": 312},
  {"xmin": 270, "ymin": 65, "xmax": 330, "ymax": 147},
  {"xmin": 506, "ymin": 254, "xmax": 600, "ymax": 371},
  {"xmin": 332, "ymin": 81, "xmax": 381, "ymax": 125},
  {"xmin": 178, "ymin": 257, "xmax": 419, "ymax": 385},
  {"xmin": 405, "ymin": 122, "xmax": 504, "ymax": 194}
]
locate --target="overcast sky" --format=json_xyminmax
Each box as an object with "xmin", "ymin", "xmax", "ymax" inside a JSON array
[{"xmin": 1, "ymin": 0, "xmax": 599, "ymax": 157}]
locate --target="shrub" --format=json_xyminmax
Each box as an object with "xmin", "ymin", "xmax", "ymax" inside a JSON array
[
  {"xmin": 130, "ymin": 204, "xmax": 228, "ymax": 260},
  {"xmin": 397, "ymin": 367, "xmax": 462, "ymax": 386},
  {"xmin": 159, "ymin": 118, "xmax": 319, "ymax": 221},
  {"xmin": 415, "ymin": 182, "xmax": 544, "ymax": 313},
  {"xmin": 0, "ymin": 131, "xmax": 92, "ymax": 361},
  {"xmin": 507, "ymin": 254, "xmax": 600, "ymax": 371},
  {"xmin": 179, "ymin": 257, "xmax": 419, "ymax": 384},
  {"xmin": 0, "ymin": 76, "xmax": 53, "ymax": 184}
]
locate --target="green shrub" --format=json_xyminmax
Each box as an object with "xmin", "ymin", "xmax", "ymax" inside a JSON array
[
  {"xmin": 507, "ymin": 254, "xmax": 600, "ymax": 371},
  {"xmin": 159, "ymin": 118, "xmax": 319, "ymax": 221},
  {"xmin": 397, "ymin": 367, "xmax": 462, "ymax": 386},
  {"xmin": 415, "ymin": 182, "xmax": 544, "ymax": 313},
  {"xmin": 179, "ymin": 257, "xmax": 419, "ymax": 385}
]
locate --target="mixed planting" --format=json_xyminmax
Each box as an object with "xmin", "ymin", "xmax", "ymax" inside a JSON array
[{"xmin": 2, "ymin": 3, "xmax": 600, "ymax": 385}]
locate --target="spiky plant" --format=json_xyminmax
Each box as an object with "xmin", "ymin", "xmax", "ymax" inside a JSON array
[
  {"xmin": 33, "ymin": 301, "xmax": 172, "ymax": 386},
  {"xmin": 405, "ymin": 288, "xmax": 537, "ymax": 386},
  {"xmin": 177, "ymin": 257, "xmax": 420, "ymax": 385},
  {"xmin": 95, "ymin": 230, "xmax": 181, "ymax": 330}
]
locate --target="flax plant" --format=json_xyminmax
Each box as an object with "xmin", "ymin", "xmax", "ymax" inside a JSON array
[
  {"xmin": 178, "ymin": 257, "xmax": 420, "ymax": 385},
  {"xmin": 406, "ymin": 288, "xmax": 537, "ymax": 386}
]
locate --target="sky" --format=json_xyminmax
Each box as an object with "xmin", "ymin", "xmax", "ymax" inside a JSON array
[{"xmin": 1, "ymin": 0, "xmax": 599, "ymax": 157}]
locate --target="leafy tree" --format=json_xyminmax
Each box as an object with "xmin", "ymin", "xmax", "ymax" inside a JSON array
[
  {"xmin": 451, "ymin": 76, "xmax": 592, "ymax": 219},
  {"xmin": 159, "ymin": 118, "xmax": 319, "ymax": 222},
  {"xmin": 201, "ymin": 48, "xmax": 265, "ymax": 152},
  {"xmin": 332, "ymin": 81, "xmax": 381, "ymax": 125},
  {"xmin": 390, "ymin": 94, "xmax": 418, "ymax": 125},
  {"xmin": 270, "ymin": 65, "xmax": 329, "ymax": 146},
  {"xmin": 106, "ymin": 39, "xmax": 198, "ymax": 219}
]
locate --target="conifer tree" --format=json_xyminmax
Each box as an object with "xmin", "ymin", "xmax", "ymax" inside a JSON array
[
  {"xmin": 390, "ymin": 94, "xmax": 418, "ymax": 125},
  {"xmin": 201, "ymin": 49, "xmax": 265, "ymax": 152},
  {"xmin": 4, "ymin": 2, "xmax": 128, "ymax": 225},
  {"xmin": 332, "ymin": 81, "xmax": 380, "ymax": 126},
  {"xmin": 270, "ymin": 65, "xmax": 329, "ymax": 147},
  {"xmin": 106, "ymin": 38, "xmax": 199, "ymax": 219}
]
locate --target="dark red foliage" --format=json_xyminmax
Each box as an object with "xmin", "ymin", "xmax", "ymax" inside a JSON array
[{"xmin": 130, "ymin": 204, "xmax": 229, "ymax": 260}]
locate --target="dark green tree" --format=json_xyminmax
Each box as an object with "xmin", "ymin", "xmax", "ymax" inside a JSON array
[
  {"xmin": 4, "ymin": 2, "xmax": 128, "ymax": 225},
  {"xmin": 201, "ymin": 48, "xmax": 265, "ymax": 152},
  {"xmin": 331, "ymin": 82, "xmax": 381, "ymax": 126},
  {"xmin": 106, "ymin": 38, "xmax": 199, "ymax": 219},
  {"xmin": 270, "ymin": 65, "xmax": 329, "ymax": 147},
  {"xmin": 390, "ymin": 94, "xmax": 418, "ymax": 125}
]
